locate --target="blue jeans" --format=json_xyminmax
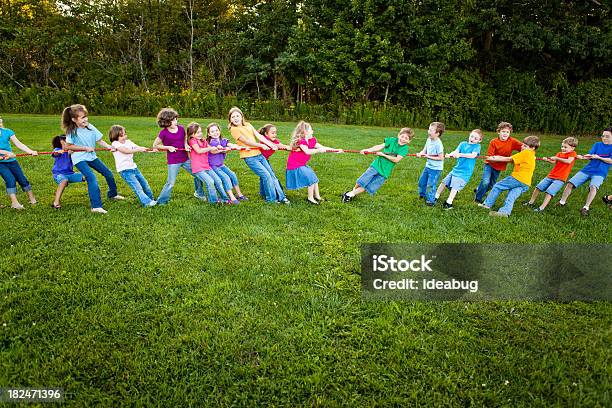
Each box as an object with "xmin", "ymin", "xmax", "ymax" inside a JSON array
[
  {"xmin": 157, "ymin": 160, "xmax": 204, "ymax": 204},
  {"xmin": 212, "ymin": 165, "xmax": 239, "ymax": 191},
  {"xmin": 475, "ymin": 164, "xmax": 501, "ymax": 202},
  {"xmin": 418, "ymin": 167, "xmax": 442, "ymax": 203},
  {"xmin": 119, "ymin": 168, "xmax": 155, "ymax": 206},
  {"xmin": 0, "ymin": 161, "xmax": 31, "ymax": 194},
  {"xmin": 75, "ymin": 158, "xmax": 118, "ymax": 208},
  {"xmin": 194, "ymin": 169, "xmax": 229, "ymax": 202},
  {"xmin": 484, "ymin": 176, "xmax": 529, "ymax": 215},
  {"xmin": 244, "ymin": 155, "xmax": 285, "ymax": 202}
]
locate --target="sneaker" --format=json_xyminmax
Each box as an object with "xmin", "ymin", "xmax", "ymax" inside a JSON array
[
  {"xmin": 533, "ymin": 207, "xmax": 544, "ymax": 213},
  {"xmin": 442, "ymin": 201, "xmax": 453, "ymax": 210},
  {"xmin": 194, "ymin": 192, "xmax": 207, "ymax": 201},
  {"xmin": 51, "ymin": 203, "xmax": 62, "ymax": 209},
  {"xmin": 145, "ymin": 200, "xmax": 157, "ymax": 207},
  {"xmin": 279, "ymin": 198, "xmax": 291, "ymax": 205},
  {"xmin": 111, "ymin": 195, "xmax": 125, "ymax": 200},
  {"xmin": 91, "ymin": 207, "xmax": 108, "ymax": 214},
  {"xmin": 554, "ymin": 201, "xmax": 567, "ymax": 207},
  {"xmin": 522, "ymin": 201, "xmax": 535, "ymax": 207},
  {"xmin": 580, "ymin": 207, "xmax": 589, "ymax": 216},
  {"xmin": 602, "ymin": 194, "xmax": 611, "ymax": 205},
  {"xmin": 477, "ymin": 203, "xmax": 490, "ymax": 209},
  {"xmin": 237, "ymin": 195, "xmax": 249, "ymax": 201},
  {"xmin": 306, "ymin": 198, "xmax": 320, "ymax": 205},
  {"xmin": 425, "ymin": 201, "xmax": 436, "ymax": 207},
  {"xmin": 230, "ymin": 199, "xmax": 240, "ymax": 205},
  {"xmin": 474, "ymin": 199, "xmax": 483, "ymax": 204},
  {"xmin": 11, "ymin": 203, "xmax": 24, "ymax": 210},
  {"xmin": 342, "ymin": 192, "xmax": 353, "ymax": 203},
  {"xmin": 489, "ymin": 211, "xmax": 509, "ymax": 218}
]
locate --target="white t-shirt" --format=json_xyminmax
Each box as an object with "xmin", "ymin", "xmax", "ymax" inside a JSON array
[{"xmin": 111, "ymin": 140, "xmax": 138, "ymax": 172}]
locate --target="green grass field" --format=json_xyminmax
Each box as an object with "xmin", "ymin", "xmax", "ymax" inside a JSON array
[{"xmin": 1, "ymin": 114, "xmax": 610, "ymax": 406}]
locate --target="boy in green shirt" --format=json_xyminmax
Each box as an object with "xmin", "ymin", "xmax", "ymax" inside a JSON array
[{"xmin": 342, "ymin": 128, "xmax": 414, "ymax": 202}]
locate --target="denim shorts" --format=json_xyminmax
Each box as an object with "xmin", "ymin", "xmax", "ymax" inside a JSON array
[
  {"xmin": 53, "ymin": 173, "xmax": 85, "ymax": 185},
  {"xmin": 535, "ymin": 177, "xmax": 565, "ymax": 196},
  {"xmin": 568, "ymin": 171, "xmax": 605, "ymax": 190},
  {"xmin": 357, "ymin": 166, "xmax": 387, "ymax": 195},
  {"xmin": 442, "ymin": 173, "xmax": 468, "ymax": 191}
]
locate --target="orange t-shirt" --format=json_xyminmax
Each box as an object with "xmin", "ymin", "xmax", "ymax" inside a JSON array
[
  {"xmin": 547, "ymin": 151, "xmax": 577, "ymax": 181},
  {"xmin": 229, "ymin": 123, "xmax": 261, "ymax": 159},
  {"xmin": 486, "ymin": 137, "xmax": 523, "ymax": 171}
]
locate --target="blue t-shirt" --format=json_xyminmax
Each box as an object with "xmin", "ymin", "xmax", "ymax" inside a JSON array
[
  {"xmin": 424, "ymin": 138, "xmax": 444, "ymax": 170},
  {"xmin": 581, "ymin": 142, "xmax": 612, "ymax": 178},
  {"xmin": 0, "ymin": 128, "xmax": 16, "ymax": 162},
  {"xmin": 450, "ymin": 141, "xmax": 481, "ymax": 181},
  {"xmin": 66, "ymin": 124, "xmax": 103, "ymax": 165},
  {"xmin": 52, "ymin": 148, "xmax": 75, "ymax": 176}
]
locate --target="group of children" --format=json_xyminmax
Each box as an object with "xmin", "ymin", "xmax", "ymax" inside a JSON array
[{"xmin": 1, "ymin": 107, "xmax": 611, "ymax": 217}]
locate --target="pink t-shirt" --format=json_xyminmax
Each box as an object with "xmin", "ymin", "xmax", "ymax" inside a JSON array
[
  {"xmin": 158, "ymin": 126, "xmax": 188, "ymax": 165},
  {"xmin": 189, "ymin": 138, "xmax": 211, "ymax": 173},
  {"xmin": 287, "ymin": 137, "xmax": 317, "ymax": 170},
  {"xmin": 261, "ymin": 137, "xmax": 280, "ymax": 160}
]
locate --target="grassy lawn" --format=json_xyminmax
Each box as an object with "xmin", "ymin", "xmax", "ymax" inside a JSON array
[{"xmin": 1, "ymin": 114, "xmax": 610, "ymax": 406}]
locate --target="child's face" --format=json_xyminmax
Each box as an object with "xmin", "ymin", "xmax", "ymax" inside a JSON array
[
  {"xmin": 118, "ymin": 132, "xmax": 127, "ymax": 142},
  {"xmin": 305, "ymin": 126, "xmax": 314, "ymax": 138},
  {"xmin": 267, "ymin": 127, "xmax": 278, "ymax": 140},
  {"xmin": 195, "ymin": 127, "xmax": 203, "ymax": 139},
  {"xmin": 0, "ymin": 119, "xmax": 3, "ymax": 128},
  {"xmin": 72, "ymin": 112, "xmax": 89, "ymax": 128},
  {"xmin": 602, "ymin": 131, "xmax": 612, "ymax": 145},
  {"xmin": 230, "ymin": 111, "xmax": 242, "ymax": 126},
  {"xmin": 208, "ymin": 126, "xmax": 221, "ymax": 139},
  {"xmin": 398, "ymin": 133, "xmax": 411, "ymax": 145},
  {"xmin": 468, "ymin": 131, "xmax": 482, "ymax": 144},
  {"xmin": 498, "ymin": 127, "xmax": 511, "ymax": 141},
  {"xmin": 560, "ymin": 143, "xmax": 575, "ymax": 153},
  {"xmin": 427, "ymin": 124, "xmax": 439, "ymax": 138}
]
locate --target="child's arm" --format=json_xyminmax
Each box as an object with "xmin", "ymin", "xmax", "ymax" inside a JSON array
[
  {"xmin": 65, "ymin": 142, "xmax": 95, "ymax": 153},
  {"xmin": 423, "ymin": 151, "xmax": 444, "ymax": 160},
  {"xmin": 298, "ymin": 144, "xmax": 325, "ymax": 155},
  {"xmin": 314, "ymin": 142, "xmax": 343, "ymax": 153},
  {"xmin": 253, "ymin": 128, "xmax": 278, "ymax": 150},
  {"xmin": 376, "ymin": 152, "xmax": 404, "ymax": 163},
  {"xmin": 153, "ymin": 136, "xmax": 178, "ymax": 152},
  {"xmin": 486, "ymin": 155, "xmax": 513, "ymax": 162},
  {"xmin": 445, "ymin": 148, "xmax": 460, "ymax": 158},
  {"xmin": 583, "ymin": 154, "xmax": 612, "ymax": 164},
  {"xmin": 0, "ymin": 149, "xmax": 16, "ymax": 159},
  {"xmin": 96, "ymin": 139, "xmax": 113, "ymax": 150},
  {"xmin": 189, "ymin": 141, "xmax": 217, "ymax": 154},
  {"xmin": 9, "ymin": 136, "xmax": 37, "ymax": 156},
  {"xmin": 456, "ymin": 151, "xmax": 478, "ymax": 159},
  {"xmin": 361, "ymin": 143, "xmax": 385, "ymax": 154},
  {"xmin": 236, "ymin": 135, "xmax": 271, "ymax": 151},
  {"xmin": 548, "ymin": 156, "xmax": 575, "ymax": 164}
]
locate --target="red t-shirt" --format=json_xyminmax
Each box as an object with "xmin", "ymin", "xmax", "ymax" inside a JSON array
[
  {"xmin": 486, "ymin": 137, "xmax": 523, "ymax": 171},
  {"xmin": 547, "ymin": 151, "xmax": 577, "ymax": 181},
  {"xmin": 261, "ymin": 137, "xmax": 280, "ymax": 160}
]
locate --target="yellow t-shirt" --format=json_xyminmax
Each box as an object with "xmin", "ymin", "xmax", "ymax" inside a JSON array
[
  {"xmin": 229, "ymin": 123, "xmax": 261, "ymax": 159},
  {"xmin": 511, "ymin": 149, "xmax": 536, "ymax": 186}
]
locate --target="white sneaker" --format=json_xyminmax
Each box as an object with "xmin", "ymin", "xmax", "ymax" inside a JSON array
[
  {"xmin": 146, "ymin": 200, "xmax": 157, "ymax": 207},
  {"xmin": 194, "ymin": 192, "xmax": 207, "ymax": 201},
  {"xmin": 91, "ymin": 207, "xmax": 108, "ymax": 214},
  {"xmin": 112, "ymin": 195, "xmax": 125, "ymax": 200}
]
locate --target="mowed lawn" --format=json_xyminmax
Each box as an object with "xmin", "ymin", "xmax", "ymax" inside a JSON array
[{"xmin": 1, "ymin": 114, "xmax": 610, "ymax": 406}]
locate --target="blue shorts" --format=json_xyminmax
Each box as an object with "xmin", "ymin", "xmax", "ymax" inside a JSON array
[
  {"xmin": 53, "ymin": 172, "xmax": 85, "ymax": 185},
  {"xmin": 535, "ymin": 177, "xmax": 565, "ymax": 196},
  {"xmin": 442, "ymin": 173, "xmax": 468, "ymax": 191},
  {"xmin": 568, "ymin": 171, "xmax": 605, "ymax": 190},
  {"xmin": 356, "ymin": 166, "xmax": 387, "ymax": 195}
]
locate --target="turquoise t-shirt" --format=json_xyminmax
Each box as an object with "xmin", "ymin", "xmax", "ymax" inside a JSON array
[
  {"xmin": 0, "ymin": 128, "xmax": 16, "ymax": 162},
  {"xmin": 370, "ymin": 137, "xmax": 409, "ymax": 179},
  {"xmin": 424, "ymin": 138, "xmax": 444, "ymax": 170},
  {"xmin": 66, "ymin": 124, "xmax": 103, "ymax": 165},
  {"xmin": 450, "ymin": 141, "xmax": 481, "ymax": 181}
]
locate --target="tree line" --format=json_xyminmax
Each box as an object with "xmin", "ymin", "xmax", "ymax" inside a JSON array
[{"xmin": 0, "ymin": 0, "xmax": 610, "ymax": 133}]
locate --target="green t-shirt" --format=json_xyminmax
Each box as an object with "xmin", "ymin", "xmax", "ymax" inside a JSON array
[{"xmin": 370, "ymin": 137, "xmax": 409, "ymax": 179}]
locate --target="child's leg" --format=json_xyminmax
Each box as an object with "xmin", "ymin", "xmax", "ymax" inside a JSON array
[
  {"xmin": 435, "ymin": 181, "xmax": 447, "ymax": 200},
  {"xmin": 0, "ymin": 163, "xmax": 22, "ymax": 207},
  {"xmin": 194, "ymin": 171, "xmax": 219, "ymax": 203},
  {"xmin": 207, "ymin": 170, "xmax": 230, "ymax": 201},
  {"xmin": 260, "ymin": 156, "xmax": 285, "ymax": 201},
  {"xmin": 558, "ymin": 184, "xmax": 574, "ymax": 204},
  {"xmin": 53, "ymin": 179, "xmax": 70, "ymax": 206},
  {"xmin": 75, "ymin": 160, "xmax": 103, "ymax": 209},
  {"xmin": 133, "ymin": 169, "xmax": 155, "ymax": 201},
  {"xmin": 584, "ymin": 186, "xmax": 598, "ymax": 209},
  {"xmin": 498, "ymin": 184, "xmax": 529, "ymax": 215},
  {"xmin": 157, "ymin": 164, "xmax": 181, "ymax": 204},
  {"xmin": 314, "ymin": 183, "xmax": 321, "ymax": 200},
  {"xmin": 425, "ymin": 170, "xmax": 441, "ymax": 203},
  {"xmin": 7, "ymin": 161, "xmax": 35, "ymax": 204},
  {"xmin": 244, "ymin": 156, "xmax": 276, "ymax": 202},
  {"xmin": 120, "ymin": 169, "xmax": 154, "ymax": 206},
  {"xmin": 528, "ymin": 189, "xmax": 540, "ymax": 204},
  {"xmin": 212, "ymin": 168, "xmax": 236, "ymax": 201},
  {"xmin": 182, "ymin": 160, "xmax": 205, "ymax": 198},
  {"xmin": 540, "ymin": 193, "xmax": 553, "ymax": 210},
  {"xmin": 88, "ymin": 158, "xmax": 119, "ymax": 199},
  {"xmin": 483, "ymin": 178, "xmax": 513, "ymax": 208},
  {"xmin": 349, "ymin": 186, "xmax": 366, "ymax": 196},
  {"xmin": 447, "ymin": 188, "xmax": 459, "ymax": 204},
  {"xmin": 417, "ymin": 168, "xmax": 428, "ymax": 198},
  {"xmin": 307, "ymin": 184, "xmax": 316, "ymax": 201}
]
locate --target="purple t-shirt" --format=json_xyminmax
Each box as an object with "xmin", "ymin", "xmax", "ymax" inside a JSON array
[
  {"xmin": 51, "ymin": 148, "xmax": 75, "ymax": 176},
  {"xmin": 208, "ymin": 138, "xmax": 229, "ymax": 168},
  {"xmin": 158, "ymin": 126, "xmax": 188, "ymax": 164}
]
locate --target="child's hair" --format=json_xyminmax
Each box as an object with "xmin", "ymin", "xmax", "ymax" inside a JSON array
[
  {"xmin": 186, "ymin": 122, "xmax": 202, "ymax": 139},
  {"xmin": 604, "ymin": 126, "xmax": 612, "ymax": 133},
  {"xmin": 398, "ymin": 127, "xmax": 415, "ymax": 140},
  {"xmin": 227, "ymin": 107, "xmax": 245, "ymax": 128},
  {"xmin": 108, "ymin": 125, "xmax": 126, "ymax": 142},
  {"xmin": 259, "ymin": 124, "xmax": 276, "ymax": 138},
  {"xmin": 562, "ymin": 137, "xmax": 578, "ymax": 147},
  {"xmin": 496, "ymin": 121, "xmax": 513, "ymax": 132},
  {"xmin": 289, "ymin": 121, "xmax": 312, "ymax": 148},
  {"xmin": 157, "ymin": 107, "xmax": 179, "ymax": 128},
  {"xmin": 51, "ymin": 135, "xmax": 66, "ymax": 149},
  {"xmin": 471, "ymin": 129, "xmax": 484, "ymax": 139},
  {"xmin": 430, "ymin": 122, "xmax": 445, "ymax": 137},
  {"xmin": 206, "ymin": 122, "xmax": 221, "ymax": 143},
  {"xmin": 523, "ymin": 135, "xmax": 540, "ymax": 149},
  {"xmin": 61, "ymin": 104, "xmax": 88, "ymax": 135}
]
